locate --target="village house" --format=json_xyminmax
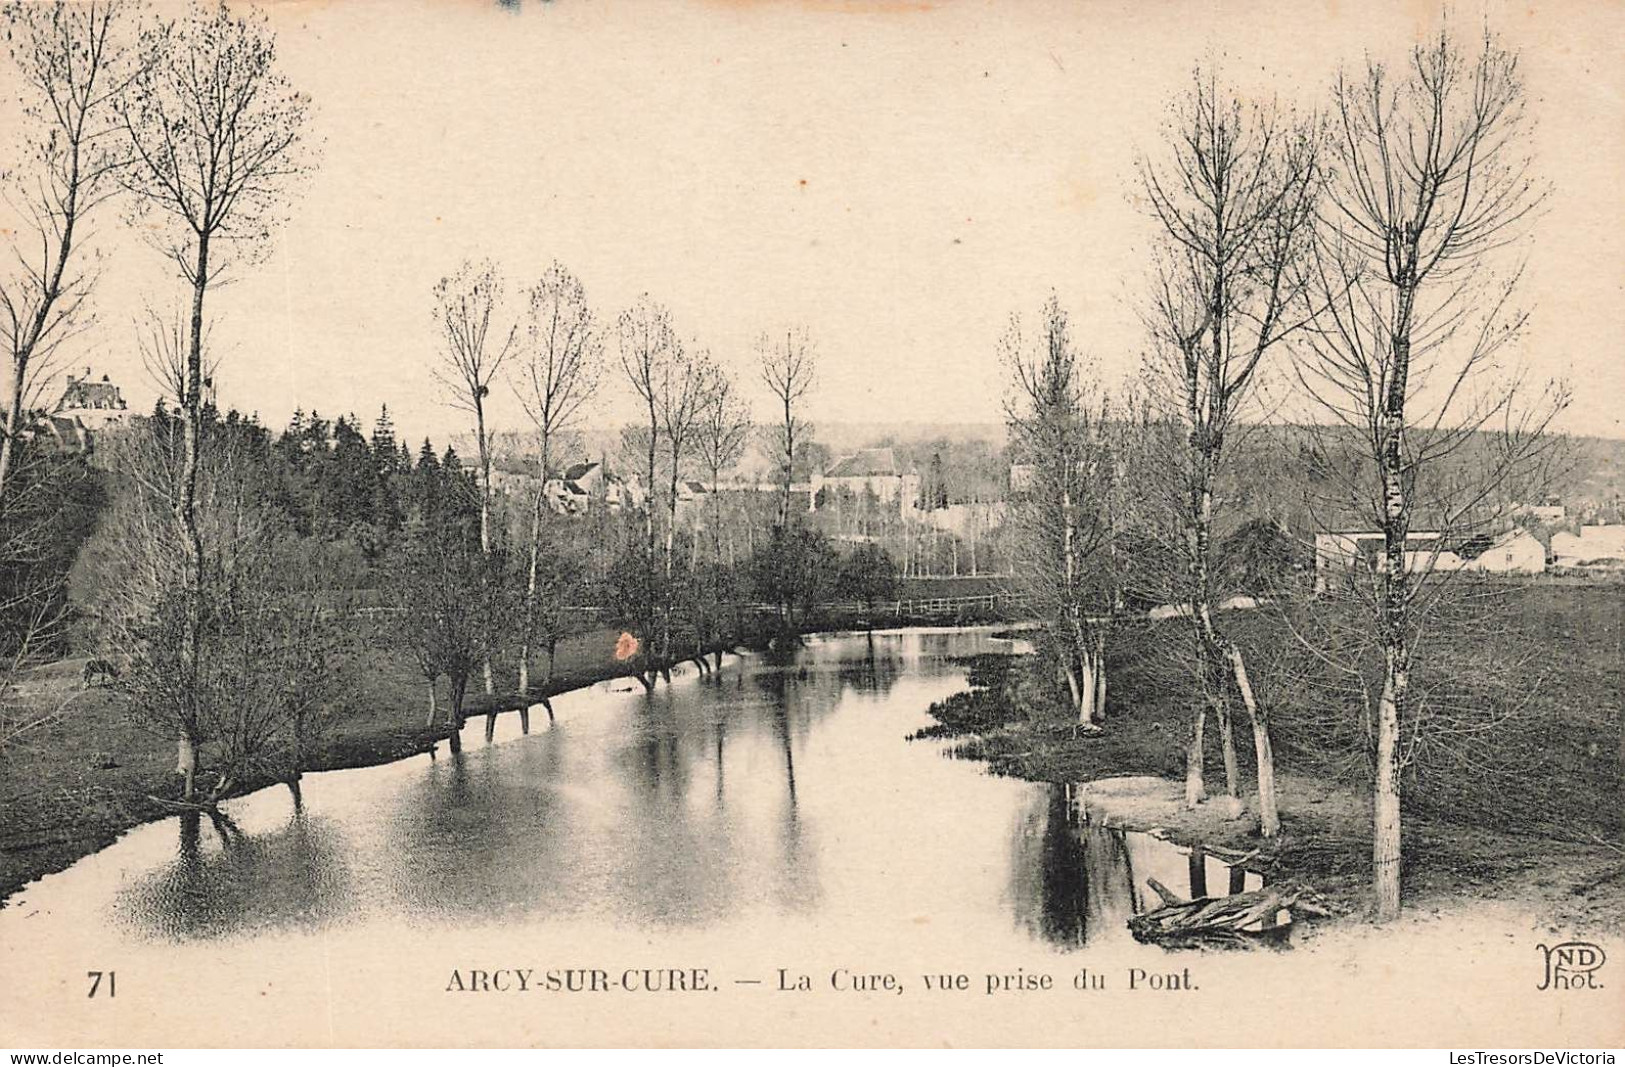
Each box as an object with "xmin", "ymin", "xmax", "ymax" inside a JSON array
[
  {"xmin": 1461, "ymin": 527, "xmax": 1546, "ymax": 574},
  {"xmin": 811, "ymin": 447, "xmax": 921, "ymax": 518},
  {"xmin": 1316, "ymin": 525, "xmax": 1549, "ymax": 591},
  {"xmin": 1551, "ymin": 524, "xmax": 1625, "ymax": 569},
  {"xmin": 54, "ymin": 369, "xmax": 129, "ymax": 430},
  {"xmin": 542, "ymin": 461, "xmax": 646, "ymax": 516},
  {"xmin": 1313, "ymin": 530, "xmax": 1457, "ymax": 593}
]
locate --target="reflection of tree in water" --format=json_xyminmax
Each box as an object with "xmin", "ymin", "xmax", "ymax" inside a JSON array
[
  {"xmin": 598, "ymin": 685, "xmax": 748, "ymax": 927},
  {"xmin": 384, "ymin": 736, "xmax": 576, "ymax": 920},
  {"xmin": 111, "ymin": 791, "xmax": 353, "ymax": 942},
  {"xmin": 1008, "ymin": 785, "xmax": 1137, "ymax": 948},
  {"xmin": 833, "ymin": 633, "xmax": 906, "ymax": 693},
  {"xmin": 735, "ymin": 666, "xmax": 826, "ymax": 913}
]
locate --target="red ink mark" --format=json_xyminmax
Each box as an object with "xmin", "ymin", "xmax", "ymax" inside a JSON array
[{"xmin": 614, "ymin": 632, "xmax": 639, "ymax": 661}]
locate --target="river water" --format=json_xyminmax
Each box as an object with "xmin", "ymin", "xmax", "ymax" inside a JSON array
[
  {"xmin": 2, "ymin": 628, "xmax": 1242, "ymax": 950},
  {"xmin": 3, "ymin": 627, "xmax": 1602, "ymax": 1047}
]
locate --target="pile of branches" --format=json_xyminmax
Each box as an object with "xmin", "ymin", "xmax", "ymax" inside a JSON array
[{"xmin": 1128, "ymin": 877, "xmax": 1343, "ymax": 950}]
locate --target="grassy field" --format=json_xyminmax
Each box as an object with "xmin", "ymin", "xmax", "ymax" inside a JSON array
[{"xmin": 925, "ymin": 583, "xmax": 1625, "ymax": 927}]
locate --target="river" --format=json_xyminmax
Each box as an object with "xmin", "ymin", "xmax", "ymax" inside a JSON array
[{"xmin": 1, "ymin": 627, "xmax": 1604, "ymax": 1047}]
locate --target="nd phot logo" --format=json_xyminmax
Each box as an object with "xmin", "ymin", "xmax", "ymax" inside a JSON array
[{"xmin": 1536, "ymin": 941, "xmax": 1606, "ymax": 990}]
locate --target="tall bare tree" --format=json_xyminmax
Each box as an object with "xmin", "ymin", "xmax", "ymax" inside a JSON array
[
  {"xmin": 617, "ymin": 294, "xmax": 681, "ymax": 689},
  {"xmin": 758, "ymin": 326, "xmax": 816, "ymax": 528},
  {"xmin": 511, "ymin": 261, "xmax": 600, "ymax": 693},
  {"xmin": 694, "ymin": 363, "xmax": 752, "ymax": 670},
  {"xmin": 652, "ymin": 344, "xmax": 717, "ymax": 667},
  {"xmin": 1003, "ymin": 296, "xmax": 1118, "ymax": 726},
  {"xmin": 1297, "ymin": 25, "xmax": 1559, "ymax": 919},
  {"xmin": 117, "ymin": 0, "xmax": 312, "ymax": 801},
  {"xmin": 697, "ymin": 363, "xmax": 752, "ymax": 558},
  {"xmin": 432, "ymin": 257, "xmax": 514, "ymax": 695},
  {"xmin": 0, "ymin": 0, "xmax": 135, "ymax": 508},
  {"xmin": 1137, "ymin": 70, "xmax": 1320, "ymax": 836}
]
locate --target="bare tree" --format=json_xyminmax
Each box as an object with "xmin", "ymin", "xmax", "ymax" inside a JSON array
[
  {"xmin": 694, "ymin": 364, "xmax": 752, "ymax": 670},
  {"xmin": 758, "ymin": 326, "xmax": 816, "ymax": 528},
  {"xmin": 511, "ymin": 261, "xmax": 600, "ymax": 693},
  {"xmin": 0, "ymin": 0, "xmax": 136, "ymax": 508},
  {"xmin": 432, "ymin": 257, "xmax": 515, "ymax": 695},
  {"xmin": 617, "ymin": 294, "xmax": 681, "ymax": 689},
  {"xmin": 1296, "ymin": 24, "xmax": 1561, "ymax": 920},
  {"xmin": 1137, "ymin": 70, "xmax": 1320, "ymax": 835},
  {"xmin": 1003, "ymin": 296, "xmax": 1118, "ymax": 726},
  {"xmin": 99, "ymin": 412, "xmax": 345, "ymax": 802},
  {"xmin": 116, "ymin": 0, "xmax": 312, "ymax": 800}
]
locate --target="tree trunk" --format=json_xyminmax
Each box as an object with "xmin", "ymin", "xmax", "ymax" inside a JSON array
[
  {"xmin": 1077, "ymin": 650, "xmax": 1095, "ymax": 724},
  {"xmin": 1215, "ymin": 696, "xmax": 1239, "ymax": 799},
  {"xmin": 1373, "ymin": 286, "xmax": 1413, "ymax": 921},
  {"xmin": 1229, "ymin": 645, "xmax": 1279, "ymax": 837},
  {"xmin": 425, "ymin": 681, "xmax": 438, "ymax": 727},
  {"xmin": 475, "ymin": 395, "xmax": 495, "ymax": 696},
  {"xmin": 177, "ymin": 233, "xmax": 211, "ymax": 802},
  {"xmin": 1184, "ymin": 706, "xmax": 1206, "ymax": 808},
  {"xmin": 446, "ymin": 677, "xmax": 467, "ymax": 754},
  {"xmin": 177, "ymin": 736, "xmax": 197, "ymax": 805},
  {"xmin": 520, "ymin": 439, "xmax": 551, "ymax": 697},
  {"xmin": 1062, "ymin": 658, "xmax": 1084, "ymax": 718},
  {"xmin": 1091, "ymin": 631, "xmax": 1107, "ymax": 725},
  {"xmin": 0, "ymin": 365, "xmax": 26, "ymax": 510},
  {"xmin": 1373, "ymin": 659, "xmax": 1403, "ymax": 921}
]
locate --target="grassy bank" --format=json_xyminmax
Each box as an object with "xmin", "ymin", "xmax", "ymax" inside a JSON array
[
  {"xmin": 0, "ymin": 604, "xmax": 966, "ymax": 904},
  {"xmin": 921, "ymin": 585, "xmax": 1625, "ymax": 929},
  {"xmin": 0, "ymin": 624, "xmax": 671, "ymax": 904}
]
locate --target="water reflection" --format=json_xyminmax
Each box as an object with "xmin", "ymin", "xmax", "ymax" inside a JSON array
[
  {"xmin": 1009, "ymin": 786, "xmax": 1135, "ymax": 946},
  {"xmin": 77, "ymin": 628, "xmax": 1261, "ymax": 952},
  {"xmin": 111, "ymin": 790, "xmax": 353, "ymax": 941},
  {"xmin": 1010, "ymin": 783, "xmax": 1270, "ymax": 949}
]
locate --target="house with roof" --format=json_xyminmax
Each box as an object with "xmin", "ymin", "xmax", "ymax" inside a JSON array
[
  {"xmin": 1552, "ymin": 524, "xmax": 1625, "ymax": 569},
  {"xmin": 1461, "ymin": 527, "xmax": 1546, "ymax": 574},
  {"xmin": 811, "ymin": 448, "xmax": 921, "ymax": 518},
  {"xmin": 54, "ymin": 369, "xmax": 128, "ymax": 429},
  {"xmin": 1313, "ymin": 530, "xmax": 1461, "ymax": 593},
  {"xmin": 543, "ymin": 460, "xmax": 646, "ymax": 515}
]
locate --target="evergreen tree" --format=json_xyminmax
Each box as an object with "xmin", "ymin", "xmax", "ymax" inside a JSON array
[{"xmin": 371, "ymin": 405, "xmax": 398, "ymax": 476}]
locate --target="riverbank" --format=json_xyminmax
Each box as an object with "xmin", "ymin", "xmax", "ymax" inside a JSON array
[
  {"xmin": 922, "ymin": 591, "xmax": 1625, "ymax": 933},
  {"xmin": 0, "ymin": 607, "xmax": 1004, "ymax": 904},
  {"xmin": 0, "ymin": 624, "xmax": 697, "ymax": 904}
]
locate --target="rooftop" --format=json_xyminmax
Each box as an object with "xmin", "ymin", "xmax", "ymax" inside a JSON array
[{"xmin": 824, "ymin": 447, "xmax": 900, "ymax": 479}]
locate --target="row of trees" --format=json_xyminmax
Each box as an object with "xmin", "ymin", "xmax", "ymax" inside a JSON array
[
  {"xmin": 0, "ymin": 0, "xmax": 319, "ymax": 799},
  {"xmin": 421, "ymin": 248, "xmax": 835, "ymax": 706},
  {"xmin": 1006, "ymin": 26, "xmax": 1561, "ymax": 920},
  {"xmin": 0, "ymin": 0, "xmax": 906, "ymax": 794}
]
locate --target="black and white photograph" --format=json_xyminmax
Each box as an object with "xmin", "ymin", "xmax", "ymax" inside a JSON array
[{"xmin": 0, "ymin": 0, "xmax": 1621, "ymax": 1050}]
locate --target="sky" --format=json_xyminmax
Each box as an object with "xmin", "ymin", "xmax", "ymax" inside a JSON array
[{"xmin": 9, "ymin": 0, "xmax": 1625, "ymax": 448}]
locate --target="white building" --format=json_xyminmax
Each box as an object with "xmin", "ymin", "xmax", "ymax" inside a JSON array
[
  {"xmin": 811, "ymin": 448, "xmax": 921, "ymax": 517},
  {"xmin": 1552, "ymin": 524, "xmax": 1625, "ymax": 568},
  {"xmin": 1314, "ymin": 530, "xmax": 1452, "ymax": 593},
  {"xmin": 1462, "ymin": 528, "xmax": 1546, "ymax": 574}
]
